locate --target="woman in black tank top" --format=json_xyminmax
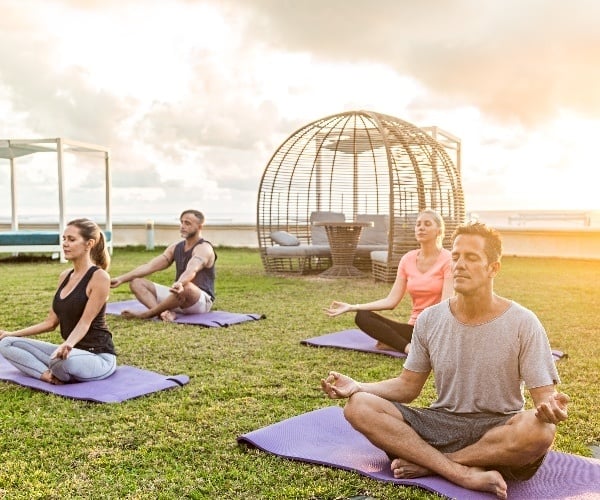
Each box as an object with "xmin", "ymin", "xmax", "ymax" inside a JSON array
[{"xmin": 0, "ymin": 219, "xmax": 117, "ymax": 384}]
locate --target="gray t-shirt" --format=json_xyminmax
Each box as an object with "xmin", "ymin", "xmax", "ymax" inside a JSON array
[{"xmin": 405, "ymin": 299, "xmax": 560, "ymax": 415}]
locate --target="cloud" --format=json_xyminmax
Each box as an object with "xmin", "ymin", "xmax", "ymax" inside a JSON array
[
  {"xmin": 1, "ymin": 0, "xmax": 598, "ymax": 218},
  {"xmin": 0, "ymin": 12, "xmax": 130, "ymax": 143},
  {"xmin": 226, "ymin": 0, "xmax": 600, "ymax": 125}
]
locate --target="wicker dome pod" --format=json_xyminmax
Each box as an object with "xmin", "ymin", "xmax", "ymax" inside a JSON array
[{"xmin": 256, "ymin": 110, "xmax": 465, "ymax": 279}]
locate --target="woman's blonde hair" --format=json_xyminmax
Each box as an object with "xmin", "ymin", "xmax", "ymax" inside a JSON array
[
  {"xmin": 67, "ymin": 218, "xmax": 110, "ymax": 270},
  {"xmin": 418, "ymin": 209, "xmax": 445, "ymax": 242}
]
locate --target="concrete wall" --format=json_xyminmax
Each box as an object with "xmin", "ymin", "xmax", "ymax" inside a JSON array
[
  {"xmin": 2, "ymin": 222, "xmax": 599, "ymax": 260},
  {"xmin": 112, "ymin": 222, "xmax": 259, "ymax": 248},
  {"xmin": 498, "ymin": 227, "xmax": 600, "ymax": 260}
]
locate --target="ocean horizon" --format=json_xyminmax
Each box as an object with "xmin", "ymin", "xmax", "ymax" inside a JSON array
[{"xmin": 1, "ymin": 209, "xmax": 599, "ymax": 229}]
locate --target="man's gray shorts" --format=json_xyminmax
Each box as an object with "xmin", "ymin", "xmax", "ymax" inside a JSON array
[{"xmin": 392, "ymin": 404, "xmax": 546, "ymax": 481}]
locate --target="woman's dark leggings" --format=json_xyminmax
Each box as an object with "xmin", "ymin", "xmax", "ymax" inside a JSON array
[{"xmin": 354, "ymin": 310, "xmax": 413, "ymax": 352}]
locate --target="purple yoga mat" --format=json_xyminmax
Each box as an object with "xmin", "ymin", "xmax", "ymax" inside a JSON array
[
  {"xmin": 301, "ymin": 329, "xmax": 407, "ymax": 358},
  {"xmin": 0, "ymin": 354, "xmax": 189, "ymax": 403},
  {"xmin": 105, "ymin": 299, "xmax": 265, "ymax": 327},
  {"xmin": 238, "ymin": 406, "xmax": 600, "ymax": 499},
  {"xmin": 302, "ymin": 329, "xmax": 567, "ymax": 362}
]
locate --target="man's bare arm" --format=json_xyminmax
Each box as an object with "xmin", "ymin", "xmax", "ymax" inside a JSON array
[
  {"xmin": 111, "ymin": 245, "xmax": 175, "ymax": 288},
  {"xmin": 360, "ymin": 368, "xmax": 429, "ymax": 402},
  {"xmin": 529, "ymin": 385, "xmax": 569, "ymax": 425},
  {"xmin": 322, "ymin": 368, "xmax": 429, "ymax": 403}
]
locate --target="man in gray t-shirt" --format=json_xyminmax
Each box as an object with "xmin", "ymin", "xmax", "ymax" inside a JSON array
[
  {"xmin": 408, "ymin": 299, "xmax": 559, "ymax": 414},
  {"xmin": 321, "ymin": 223, "xmax": 569, "ymax": 500}
]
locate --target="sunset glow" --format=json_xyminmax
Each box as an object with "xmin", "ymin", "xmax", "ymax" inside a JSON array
[{"xmin": 1, "ymin": 0, "xmax": 598, "ymax": 220}]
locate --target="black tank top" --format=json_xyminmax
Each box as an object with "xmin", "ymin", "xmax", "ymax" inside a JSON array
[
  {"xmin": 174, "ymin": 239, "xmax": 217, "ymax": 300},
  {"xmin": 52, "ymin": 266, "xmax": 116, "ymax": 355}
]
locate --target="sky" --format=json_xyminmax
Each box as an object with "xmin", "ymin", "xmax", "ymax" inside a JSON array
[{"xmin": 1, "ymin": 0, "xmax": 599, "ymax": 224}]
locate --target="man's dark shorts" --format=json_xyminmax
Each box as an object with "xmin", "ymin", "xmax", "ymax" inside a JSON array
[{"xmin": 392, "ymin": 404, "xmax": 546, "ymax": 481}]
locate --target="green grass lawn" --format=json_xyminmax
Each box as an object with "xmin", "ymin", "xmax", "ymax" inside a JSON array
[{"xmin": 0, "ymin": 247, "xmax": 598, "ymax": 499}]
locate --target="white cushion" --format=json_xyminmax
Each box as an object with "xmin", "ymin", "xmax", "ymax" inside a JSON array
[
  {"xmin": 270, "ymin": 231, "xmax": 301, "ymax": 246},
  {"xmin": 370, "ymin": 250, "xmax": 388, "ymax": 263},
  {"xmin": 266, "ymin": 244, "xmax": 331, "ymax": 257}
]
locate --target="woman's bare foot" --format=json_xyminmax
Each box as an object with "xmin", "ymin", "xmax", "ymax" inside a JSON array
[
  {"xmin": 391, "ymin": 457, "xmax": 431, "ymax": 478},
  {"xmin": 160, "ymin": 310, "xmax": 177, "ymax": 322},
  {"xmin": 40, "ymin": 370, "xmax": 64, "ymax": 385},
  {"xmin": 375, "ymin": 341, "xmax": 397, "ymax": 351}
]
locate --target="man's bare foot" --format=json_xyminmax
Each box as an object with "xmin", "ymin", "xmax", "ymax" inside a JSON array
[
  {"xmin": 459, "ymin": 467, "xmax": 507, "ymax": 499},
  {"xmin": 40, "ymin": 370, "xmax": 64, "ymax": 385},
  {"xmin": 391, "ymin": 457, "xmax": 431, "ymax": 478},
  {"xmin": 392, "ymin": 459, "xmax": 507, "ymax": 499},
  {"xmin": 121, "ymin": 310, "xmax": 152, "ymax": 319},
  {"xmin": 160, "ymin": 310, "xmax": 177, "ymax": 322},
  {"xmin": 121, "ymin": 309, "xmax": 140, "ymax": 319},
  {"xmin": 375, "ymin": 341, "xmax": 397, "ymax": 351}
]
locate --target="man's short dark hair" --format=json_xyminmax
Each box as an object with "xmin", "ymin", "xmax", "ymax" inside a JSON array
[
  {"xmin": 180, "ymin": 209, "xmax": 205, "ymax": 224},
  {"xmin": 451, "ymin": 222, "xmax": 502, "ymax": 263}
]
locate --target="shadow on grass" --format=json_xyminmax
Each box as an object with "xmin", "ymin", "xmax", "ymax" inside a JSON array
[{"xmin": 0, "ymin": 255, "xmax": 56, "ymax": 264}]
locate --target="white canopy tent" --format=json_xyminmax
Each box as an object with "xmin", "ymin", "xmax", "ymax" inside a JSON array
[{"xmin": 0, "ymin": 138, "xmax": 112, "ymax": 259}]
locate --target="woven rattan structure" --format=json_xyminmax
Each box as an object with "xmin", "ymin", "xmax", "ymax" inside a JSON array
[{"xmin": 256, "ymin": 110, "xmax": 465, "ymax": 279}]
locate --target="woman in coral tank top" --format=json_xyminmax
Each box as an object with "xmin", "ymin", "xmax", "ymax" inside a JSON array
[{"xmin": 325, "ymin": 209, "xmax": 453, "ymax": 354}]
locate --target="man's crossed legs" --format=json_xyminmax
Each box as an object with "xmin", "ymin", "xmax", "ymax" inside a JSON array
[
  {"xmin": 121, "ymin": 279, "xmax": 212, "ymax": 321},
  {"xmin": 343, "ymin": 392, "xmax": 556, "ymax": 499}
]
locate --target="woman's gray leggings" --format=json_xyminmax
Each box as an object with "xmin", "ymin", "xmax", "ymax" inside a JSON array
[{"xmin": 0, "ymin": 337, "xmax": 116, "ymax": 382}]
